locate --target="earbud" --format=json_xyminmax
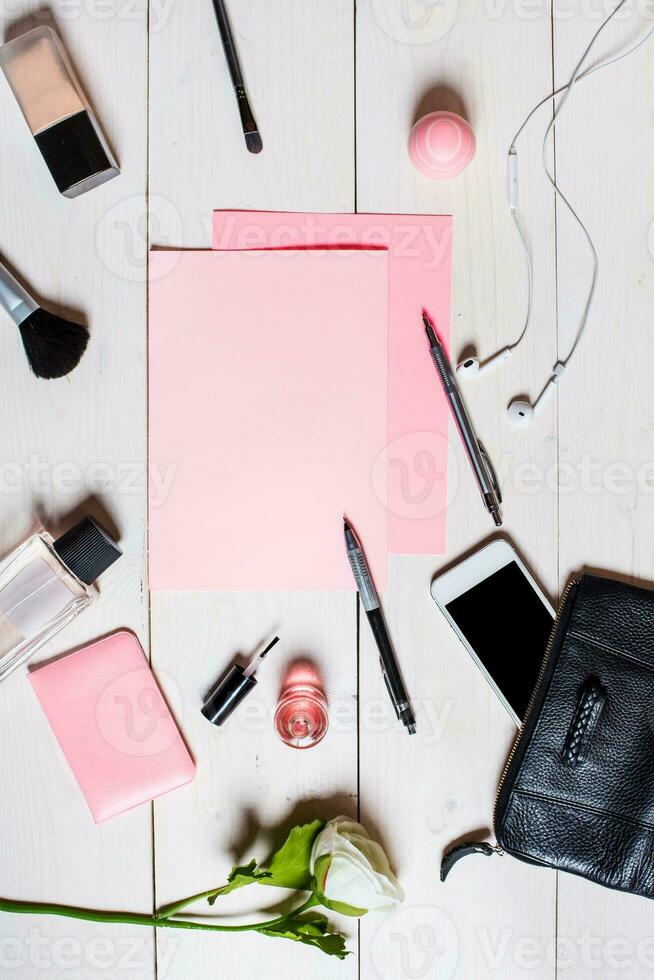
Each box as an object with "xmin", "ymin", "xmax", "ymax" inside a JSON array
[
  {"xmin": 456, "ymin": 346, "xmax": 513, "ymax": 379},
  {"xmin": 507, "ymin": 399, "xmax": 534, "ymax": 426},
  {"xmin": 507, "ymin": 362, "xmax": 566, "ymax": 426}
]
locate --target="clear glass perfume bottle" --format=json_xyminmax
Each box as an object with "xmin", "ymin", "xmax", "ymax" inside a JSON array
[{"xmin": 0, "ymin": 518, "xmax": 121, "ymax": 684}]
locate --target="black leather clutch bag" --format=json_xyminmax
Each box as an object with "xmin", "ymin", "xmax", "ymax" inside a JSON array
[{"xmin": 442, "ymin": 573, "xmax": 654, "ymax": 899}]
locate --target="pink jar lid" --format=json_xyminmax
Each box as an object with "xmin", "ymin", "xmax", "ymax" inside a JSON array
[{"xmin": 408, "ymin": 111, "xmax": 476, "ymax": 180}]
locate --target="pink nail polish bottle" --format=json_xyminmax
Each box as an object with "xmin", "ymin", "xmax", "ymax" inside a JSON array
[{"xmin": 274, "ymin": 660, "xmax": 328, "ymax": 749}]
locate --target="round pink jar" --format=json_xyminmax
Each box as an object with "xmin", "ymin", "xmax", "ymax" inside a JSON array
[{"xmin": 408, "ymin": 110, "xmax": 476, "ymax": 180}]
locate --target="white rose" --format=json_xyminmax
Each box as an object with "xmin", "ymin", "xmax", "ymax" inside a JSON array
[{"xmin": 310, "ymin": 817, "xmax": 404, "ymax": 914}]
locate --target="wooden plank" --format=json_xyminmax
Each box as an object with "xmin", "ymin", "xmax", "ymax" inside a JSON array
[
  {"xmin": 553, "ymin": 10, "xmax": 654, "ymax": 979},
  {"xmin": 151, "ymin": 592, "xmax": 359, "ymax": 977},
  {"xmin": 356, "ymin": 2, "xmax": 559, "ymax": 976},
  {"xmin": 0, "ymin": 2, "xmax": 152, "ymax": 978},
  {"xmin": 149, "ymin": 2, "xmax": 359, "ymax": 977}
]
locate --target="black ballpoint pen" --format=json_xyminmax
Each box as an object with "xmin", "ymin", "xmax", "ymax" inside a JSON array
[
  {"xmin": 422, "ymin": 312, "xmax": 503, "ymax": 527},
  {"xmin": 343, "ymin": 518, "xmax": 416, "ymax": 735}
]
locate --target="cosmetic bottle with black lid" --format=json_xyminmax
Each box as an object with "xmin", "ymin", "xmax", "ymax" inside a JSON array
[
  {"xmin": 0, "ymin": 517, "xmax": 121, "ymax": 684},
  {"xmin": 201, "ymin": 636, "xmax": 280, "ymax": 728},
  {"xmin": 0, "ymin": 27, "xmax": 120, "ymax": 197}
]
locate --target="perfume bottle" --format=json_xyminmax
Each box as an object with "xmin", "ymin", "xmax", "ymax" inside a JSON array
[
  {"xmin": 0, "ymin": 518, "xmax": 121, "ymax": 684},
  {"xmin": 274, "ymin": 661, "xmax": 329, "ymax": 749}
]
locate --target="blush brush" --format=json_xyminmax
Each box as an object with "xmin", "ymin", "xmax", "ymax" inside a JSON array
[
  {"xmin": 0, "ymin": 258, "xmax": 89, "ymax": 379},
  {"xmin": 210, "ymin": 0, "xmax": 262, "ymax": 154}
]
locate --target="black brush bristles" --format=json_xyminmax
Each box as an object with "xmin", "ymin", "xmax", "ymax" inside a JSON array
[
  {"xmin": 244, "ymin": 129, "xmax": 263, "ymax": 154},
  {"xmin": 18, "ymin": 307, "xmax": 89, "ymax": 379}
]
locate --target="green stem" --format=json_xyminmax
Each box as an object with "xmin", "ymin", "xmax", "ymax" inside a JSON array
[
  {"xmin": 0, "ymin": 894, "xmax": 320, "ymax": 934},
  {"xmin": 157, "ymin": 885, "xmax": 231, "ymax": 920}
]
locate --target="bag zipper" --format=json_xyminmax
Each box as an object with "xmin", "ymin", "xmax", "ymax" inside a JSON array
[{"xmin": 493, "ymin": 577, "xmax": 580, "ymax": 832}]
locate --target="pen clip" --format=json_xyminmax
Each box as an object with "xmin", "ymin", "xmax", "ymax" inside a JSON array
[
  {"xmin": 380, "ymin": 658, "xmax": 401, "ymax": 720},
  {"xmin": 477, "ymin": 440, "xmax": 502, "ymax": 503}
]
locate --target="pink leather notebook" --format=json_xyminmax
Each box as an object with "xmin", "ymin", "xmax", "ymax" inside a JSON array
[{"xmin": 29, "ymin": 631, "xmax": 195, "ymax": 823}]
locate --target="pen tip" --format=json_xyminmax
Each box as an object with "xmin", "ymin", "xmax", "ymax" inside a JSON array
[{"xmin": 423, "ymin": 312, "xmax": 437, "ymax": 346}]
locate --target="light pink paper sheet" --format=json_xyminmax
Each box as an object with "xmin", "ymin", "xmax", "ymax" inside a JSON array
[
  {"xmin": 29, "ymin": 631, "xmax": 195, "ymax": 823},
  {"xmin": 213, "ymin": 211, "xmax": 453, "ymax": 555},
  {"xmin": 149, "ymin": 249, "xmax": 389, "ymax": 590}
]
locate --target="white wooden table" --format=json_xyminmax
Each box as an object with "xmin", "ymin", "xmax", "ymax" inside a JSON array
[{"xmin": 2, "ymin": 2, "xmax": 654, "ymax": 977}]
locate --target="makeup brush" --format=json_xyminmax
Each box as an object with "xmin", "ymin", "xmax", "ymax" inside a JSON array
[
  {"xmin": 0, "ymin": 260, "xmax": 89, "ymax": 379},
  {"xmin": 210, "ymin": 0, "xmax": 262, "ymax": 154}
]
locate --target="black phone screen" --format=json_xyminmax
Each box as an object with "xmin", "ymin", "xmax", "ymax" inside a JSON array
[{"xmin": 445, "ymin": 561, "xmax": 554, "ymax": 720}]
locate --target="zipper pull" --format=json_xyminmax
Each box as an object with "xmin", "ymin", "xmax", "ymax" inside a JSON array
[{"xmin": 440, "ymin": 840, "xmax": 504, "ymax": 883}]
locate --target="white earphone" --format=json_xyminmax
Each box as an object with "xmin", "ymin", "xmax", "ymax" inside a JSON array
[
  {"xmin": 456, "ymin": 147, "xmax": 528, "ymax": 383},
  {"xmin": 456, "ymin": 346, "xmax": 513, "ymax": 378},
  {"xmin": 507, "ymin": 363, "xmax": 566, "ymax": 426},
  {"xmin": 455, "ymin": 148, "xmax": 531, "ymax": 383},
  {"xmin": 458, "ymin": 1, "xmax": 652, "ymax": 427}
]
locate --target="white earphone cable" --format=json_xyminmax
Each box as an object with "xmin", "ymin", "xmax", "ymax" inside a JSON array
[
  {"xmin": 540, "ymin": 0, "xmax": 629, "ymax": 366},
  {"xmin": 511, "ymin": 12, "xmax": 653, "ymax": 149},
  {"xmin": 510, "ymin": 209, "xmax": 534, "ymax": 349},
  {"xmin": 510, "ymin": 2, "xmax": 652, "ymax": 361}
]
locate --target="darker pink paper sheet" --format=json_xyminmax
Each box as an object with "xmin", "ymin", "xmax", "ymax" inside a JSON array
[
  {"xmin": 213, "ymin": 211, "xmax": 453, "ymax": 555},
  {"xmin": 149, "ymin": 249, "xmax": 389, "ymax": 590}
]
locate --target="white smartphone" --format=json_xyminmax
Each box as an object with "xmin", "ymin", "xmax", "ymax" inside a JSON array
[{"xmin": 431, "ymin": 539, "xmax": 555, "ymax": 725}]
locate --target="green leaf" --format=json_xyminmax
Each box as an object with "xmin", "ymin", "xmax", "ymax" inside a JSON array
[
  {"xmin": 260, "ymin": 912, "xmax": 350, "ymax": 959},
  {"xmin": 261, "ymin": 819, "xmax": 325, "ymax": 891},
  {"xmin": 269, "ymin": 909, "xmax": 329, "ymax": 935},
  {"xmin": 207, "ymin": 860, "xmax": 271, "ymax": 905},
  {"xmin": 312, "ymin": 853, "xmax": 331, "ymax": 893},
  {"xmin": 206, "ymin": 819, "xmax": 324, "ymax": 908},
  {"xmin": 319, "ymin": 896, "xmax": 368, "ymax": 917},
  {"xmin": 312, "ymin": 855, "xmax": 368, "ymax": 917}
]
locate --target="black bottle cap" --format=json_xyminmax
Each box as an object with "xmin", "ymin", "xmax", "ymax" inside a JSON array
[
  {"xmin": 201, "ymin": 665, "xmax": 257, "ymax": 727},
  {"xmin": 35, "ymin": 111, "xmax": 116, "ymax": 197},
  {"xmin": 53, "ymin": 517, "xmax": 122, "ymax": 585}
]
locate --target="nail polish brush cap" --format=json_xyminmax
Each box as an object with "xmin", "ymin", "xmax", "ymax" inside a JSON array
[
  {"xmin": 201, "ymin": 664, "xmax": 257, "ymax": 727},
  {"xmin": 201, "ymin": 636, "xmax": 279, "ymax": 727}
]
